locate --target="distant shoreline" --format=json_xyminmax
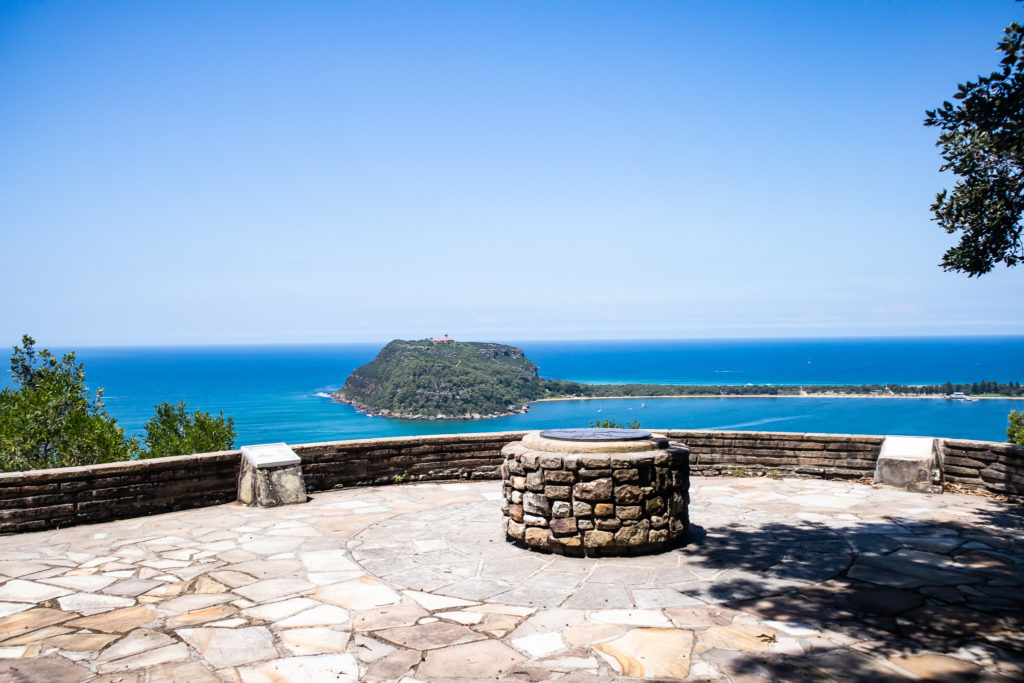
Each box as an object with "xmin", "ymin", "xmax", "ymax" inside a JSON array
[
  {"xmin": 333, "ymin": 391, "xmax": 1023, "ymax": 422},
  {"xmin": 536, "ymin": 394, "xmax": 1024, "ymax": 402}
]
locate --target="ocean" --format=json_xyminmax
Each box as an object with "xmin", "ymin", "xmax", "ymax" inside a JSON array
[{"xmin": 6, "ymin": 337, "xmax": 1024, "ymax": 445}]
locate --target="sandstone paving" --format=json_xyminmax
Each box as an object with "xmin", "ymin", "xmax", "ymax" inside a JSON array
[
  {"xmin": 0, "ymin": 477, "xmax": 1020, "ymax": 680},
  {"xmin": 594, "ymin": 627, "xmax": 694, "ymax": 678}
]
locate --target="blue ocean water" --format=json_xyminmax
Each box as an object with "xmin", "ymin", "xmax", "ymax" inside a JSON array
[{"xmin": 5, "ymin": 337, "xmax": 1023, "ymax": 445}]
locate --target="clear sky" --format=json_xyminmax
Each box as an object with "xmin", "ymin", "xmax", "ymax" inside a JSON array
[{"xmin": 1, "ymin": 0, "xmax": 1021, "ymax": 346}]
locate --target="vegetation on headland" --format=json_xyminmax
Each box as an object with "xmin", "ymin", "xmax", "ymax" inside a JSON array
[
  {"xmin": 338, "ymin": 338, "xmax": 1024, "ymax": 423},
  {"xmin": 543, "ymin": 379, "xmax": 1024, "ymax": 398},
  {"xmin": 335, "ymin": 339, "xmax": 546, "ymax": 418},
  {"xmin": 0, "ymin": 336, "xmax": 236, "ymax": 472}
]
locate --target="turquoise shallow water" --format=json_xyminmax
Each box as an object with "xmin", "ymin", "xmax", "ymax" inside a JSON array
[{"xmin": 6, "ymin": 337, "xmax": 1022, "ymax": 444}]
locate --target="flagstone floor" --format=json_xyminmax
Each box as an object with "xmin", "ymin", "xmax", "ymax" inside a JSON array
[{"xmin": 0, "ymin": 477, "xmax": 1022, "ymax": 681}]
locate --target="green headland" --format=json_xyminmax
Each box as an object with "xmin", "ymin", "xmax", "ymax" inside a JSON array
[{"xmin": 334, "ymin": 339, "xmax": 1024, "ymax": 420}]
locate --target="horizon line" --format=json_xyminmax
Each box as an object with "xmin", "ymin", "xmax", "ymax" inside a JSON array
[{"xmin": 24, "ymin": 332, "xmax": 1024, "ymax": 351}]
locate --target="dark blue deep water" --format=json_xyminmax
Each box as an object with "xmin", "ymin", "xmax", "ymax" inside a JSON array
[{"xmin": 9, "ymin": 337, "xmax": 1024, "ymax": 444}]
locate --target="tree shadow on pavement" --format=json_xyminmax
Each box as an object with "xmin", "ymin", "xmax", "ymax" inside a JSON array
[{"xmin": 672, "ymin": 501, "xmax": 1024, "ymax": 681}]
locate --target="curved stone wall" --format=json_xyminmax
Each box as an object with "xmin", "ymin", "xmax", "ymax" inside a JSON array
[
  {"xmin": 501, "ymin": 432, "xmax": 690, "ymax": 556},
  {"xmin": 0, "ymin": 429, "xmax": 1019, "ymax": 533}
]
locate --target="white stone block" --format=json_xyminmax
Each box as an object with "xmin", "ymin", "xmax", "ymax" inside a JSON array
[{"xmin": 873, "ymin": 436, "xmax": 939, "ymax": 493}]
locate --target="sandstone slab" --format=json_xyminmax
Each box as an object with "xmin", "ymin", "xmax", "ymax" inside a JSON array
[
  {"xmin": 236, "ymin": 653, "xmax": 358, "ymax": 682},
  {"xmin": 0, "ymin": 655, "xmax": 92, "ymax": 682},
  {"xmin": 279, "ymin": 626, "xmax": 351, "ymax": 655},
  {"xmin": 375, "ymin": 620, "xmax": 485, "ymax": 650},
  {"xmin": 314, "ymin": 576, "xmax": 401, "ymax": 610},
  {"xmin": 593, "ymin": 627, "xmax": 694, "ymax": 679},
  {"xmin": 177, "ymin": 626, "xmax": 277, "ymax": 668},
  {"xmin": 418, "ymin": 639, "xmax": 526, "ymax": 679}
]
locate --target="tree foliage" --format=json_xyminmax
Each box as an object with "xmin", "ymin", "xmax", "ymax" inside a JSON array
[
  {"xmin": 925, "ymin": 20, "xmax": 1024, "ymax": 275},
  {"xmin": 0, "ymin": 335, "xmax": 139, "ymax": 471},
  {"xmin": 0, "ymin": 336, "xmax": 237, "ymax": 472},
  {"xmin": 142, "ymin": 401, "xmax": 236, "ymax": 459},
  {"xmin": 1009, "ymin": 410, "xmax": 1024, "ymax": 445},
  {"xmin": 590, "ymin": 418, "xmax": 642, "ymax": 429}
]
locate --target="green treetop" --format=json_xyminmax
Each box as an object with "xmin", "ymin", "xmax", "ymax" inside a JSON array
[
  {"xmin": 925, "ymin": 19, "xmax": 1024, "ymax": 275},
  {"xmin": 0, "ymin": 335, "xmax": 138, "ymax": 471},
  {"xmin": 0, "ymin": 335, "xmax": 236, "ymax": 472}
]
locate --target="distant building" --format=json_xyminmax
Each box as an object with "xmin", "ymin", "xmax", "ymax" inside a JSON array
[{"xmin": 431, "ymin": 334, "xmax": 454, "ymax": 344}]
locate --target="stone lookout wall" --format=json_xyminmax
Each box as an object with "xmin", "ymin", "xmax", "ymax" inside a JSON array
[
  {"xmin": 0, "ymin": 432, "xmax": 524, "ymax": 534},
  {"xmin": 940, "ymin": 438, "xmax": 1024, "ymax": 496},
  {"xmin": 669, "ymin": 430, "xmax": 886, "ymax": 479},
  {"xmin": 0, "ymin": 429, "xmax": 1020, "ymax": 533}
]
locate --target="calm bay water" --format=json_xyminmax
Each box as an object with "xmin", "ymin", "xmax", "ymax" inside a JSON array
[{"xmin": 10, "ymin": 337, "xmax": 1024, "ymax": 445}]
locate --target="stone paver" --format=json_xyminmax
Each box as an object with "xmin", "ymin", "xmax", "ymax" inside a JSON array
[{"xmin": 0, "ymin": 477, "xmax": 1021, "ymax": 680}]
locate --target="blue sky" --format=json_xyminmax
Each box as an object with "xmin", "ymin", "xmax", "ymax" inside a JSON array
[{"xmin": 1, "ymin": 0, "xmax": 1021, "ymax": 345}]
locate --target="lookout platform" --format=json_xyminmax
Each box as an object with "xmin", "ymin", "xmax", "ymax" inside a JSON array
[{"xmin": 0, "ymin": 477, "xmax": 1022, "ymax": 681}]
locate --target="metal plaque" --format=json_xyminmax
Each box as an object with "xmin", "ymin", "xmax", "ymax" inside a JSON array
[{"xmin": 539, "ymin": 428, "xmax": 652, "ymax": 442}]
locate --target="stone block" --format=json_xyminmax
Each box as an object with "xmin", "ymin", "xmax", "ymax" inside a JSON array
[
  {"xmin": 523, "ymin": 492, "xmax": 550, "ymax": 516},
  {"xmin": 613, "ymin": 468, "xmax": 639, "ymax": 482},
  {"xmin": 544, "ymin": 485, "xmax": 571, "ymax": 500},
  {"xmin": 524, "ymin": 527, "xmax": 549, "ymax": 548},
  {"xmin": 238, "ymin": 444, "xmax": 306, "ymax": 507},
  {"xmin": 645, "ymin": 497, "xmax": 665, "ymax": 515},
  {"xmin": 596, "ymin": 518, "xmax": 622, "ymax": 531},
  {"xmin": 525, "ymin": 471, "xmax": 545, "ymax": 492},
  {"xmin": 551, "ymin": 501, "xmax": 571, "ymax": 518},
  {"xmin": 521, "ymin": 453, "xmax": 540, "ymax": 470},
  {"xmin": 552, "ymin": 534, "xmax": 582, "ymax": 548},
  {"xmin": 594, "ymin": 503, "xmax": 614, "ymax": 517},
  {"xmin": 544, "ymin": 470, "xmax": 574, "ymax": 484},
  {"xmin": 523, "ymin": 514, "xmax": 548, "ymax": 527},
  {"xmin": 616, "ymin": 505, "xmax": 642, "ymax": 520},
  {"xmin": 573, "ymin": 501, "xmax": 593, "ymax": 516},
  {"xmin": 510, "ymin": 476, "xmax": 526, "ymax": 491},
  {"xmin": 614, "ymin": 485, "xmax": 642, "ymax": 504},
  {"xmin": 573, "ymin": 478, "xmax": 613, "ymax": 501},
  {"xmin": 507, "ymin": 504, "xmax": 524, "ymax": 523},
  {"xmin": 538, "ymin": 454, "xmax": 563, "ymax": 469},
  {"xmin": 874, "ymin": 436, "xmax": 938, "ymax": 493},
  {"xmin": 578, "ymin": 468, "xmax": 612, "ymax": 480},
  {"xmin": 584, "ymin": 530, "xmax": 614, "ymax": 548},
  {"xmin": 549, "ymin": 517, "xmax": 578, "ymax": 535},
  {"xmin": 580, "ymin": 455, "xmax": 610, "ymax": 468},
  {"xmin": 614, "ymin": 519, "xmax": 650, "ymax": 546},
  {"xmin": 506, "ymin": 519, "xmax": 525, "ymax": 540},
  {"xmin": 577, "ymin": 519, "xmax": 594, "ymax": 530}
]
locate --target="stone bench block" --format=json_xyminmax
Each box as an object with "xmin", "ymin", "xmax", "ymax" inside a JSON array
[
  {"xmin": 238, "ymin": 443, "xmax": 308, "ymax": 507},
  {"xmin": 873, "ymin": 436, "xmax": 940, "ymax": 493}
]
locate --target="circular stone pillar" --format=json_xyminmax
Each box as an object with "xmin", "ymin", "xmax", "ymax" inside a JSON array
[{"xmin": 501, "ymin": 429, "xmax": 690, "ymax": 556}]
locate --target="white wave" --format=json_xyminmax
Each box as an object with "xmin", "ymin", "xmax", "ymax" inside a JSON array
[{"xmin": 705, "ymin": 415, "xmax": 812, "ymax": 430}]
